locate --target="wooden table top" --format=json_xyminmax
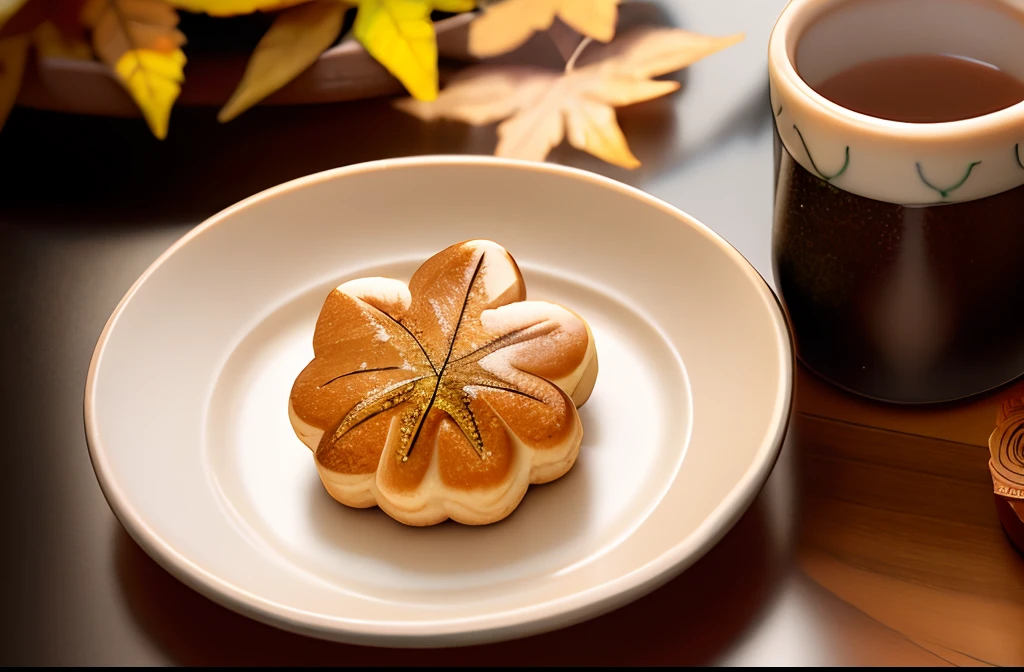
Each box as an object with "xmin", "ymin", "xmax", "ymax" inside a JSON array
[
  {"xmin": 791, "ymin": 368, "xmax": 1024, "ymax": 667},
  {"xmin": 109, "ymin": 365, "xmax": 1024, "ymax": 666}
]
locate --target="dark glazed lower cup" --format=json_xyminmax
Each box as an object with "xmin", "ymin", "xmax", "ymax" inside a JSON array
[
  {"xmin": 768, "ymin": 0, "xmax": 1024, "ymax": 404},
  {"xmin": 773, "ymin": 131, "xmax": 1024, "ymax": 403}
]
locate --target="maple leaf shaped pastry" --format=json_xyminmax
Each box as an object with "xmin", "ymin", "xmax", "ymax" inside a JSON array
[{"xmin": 289, "ymin": 240, "xmax": 598, "ymax": 526}]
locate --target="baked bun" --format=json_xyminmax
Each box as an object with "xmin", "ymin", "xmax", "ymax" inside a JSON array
[{"xmin": 289, "ymin": 240, "xmax": 598, "ymax": 526}]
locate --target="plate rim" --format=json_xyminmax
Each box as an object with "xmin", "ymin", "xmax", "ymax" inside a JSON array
[{"xmin": 83, "ymin": 155, "xmax": 795, "ymax": 646}]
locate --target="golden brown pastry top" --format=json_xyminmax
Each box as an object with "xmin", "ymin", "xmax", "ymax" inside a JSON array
[{"xmin": 289, "ymin": 239, "xmax": 593, "ymax": 493}]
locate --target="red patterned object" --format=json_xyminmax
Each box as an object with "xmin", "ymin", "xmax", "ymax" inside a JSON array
[{"xmin": 989, "ymin": 398, "xmax": 1024, "ymax": 554}]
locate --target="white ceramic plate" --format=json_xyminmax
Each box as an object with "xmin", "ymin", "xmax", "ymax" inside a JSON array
[{"xmin": 85, "ymin": 156, "xmax": 793, "ymax": 647}]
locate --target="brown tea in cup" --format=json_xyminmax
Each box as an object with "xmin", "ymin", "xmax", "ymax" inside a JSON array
[
  {"xmin": 769, "ymin": 0, "xmax": 1024, "ymax": 403},
  {"xmin": 815, "ymin": 54, "xmax": 1024, "ymax": 124}
]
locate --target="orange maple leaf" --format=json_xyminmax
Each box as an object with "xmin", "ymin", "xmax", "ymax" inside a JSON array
[{"xmin": 397, "ymin": 27, "xmax": 744, "ymax": 169}]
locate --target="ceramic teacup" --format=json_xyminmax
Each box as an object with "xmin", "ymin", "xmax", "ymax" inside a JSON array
[{"xmin": 768, "ymin": 0, "xmax": 1024, "ymax": 404}]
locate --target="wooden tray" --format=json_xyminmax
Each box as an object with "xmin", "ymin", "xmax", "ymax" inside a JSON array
[{"xmin": 16, "ymin": 13, "xmax": 476, "ymax": 117}]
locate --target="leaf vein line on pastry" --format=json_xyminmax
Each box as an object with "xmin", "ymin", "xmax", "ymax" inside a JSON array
[
  {"xmin": 403, "ymin": 252, "xmax": 487, "ymax": 460},
  {"xmin": 372, "ymin": 304, "xmax": 439, "ymax": 374},
  {"xmin": 329, "ymin": 376, "xmax": 429, "ymax": 446},
  {"xmin": 433, "ymin": 386, "xmax": 485, "ymax": 457},
  {"xmin": 467, "ymin": 383, "xmax": 543, "ymax": 403},
  {"xmin": 448, "ymin": 320, "xmax": 556, "ymax": 367},
  {"xmin": 320, "ymin": 366, "xmax": 405, "ymax": 387}
]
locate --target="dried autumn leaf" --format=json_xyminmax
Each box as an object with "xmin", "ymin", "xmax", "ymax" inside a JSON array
[
  {"xmin": 49, "ymin": 0, "xmax": 89, "ymax": 38},
  {"xmin": 0, "ymin": 0, "xmax": 28, "ymax": 32},
  {"xmin": 469, "ymin": 0, "xmax": 618, "ymax": 58},
  {"xmin": 0, "ymin": 0, "xmax": 87, "ymax": 39},
  {"xmin": 0, "ymin": 0, "xmax": 27, "ymax": 31},
  {"xmin": 34, "ymin": 20, "xmax": 92, "ymax": 59},
  {"xmin": 397, "ymin": 27, "xmax": 744, "ymax": 168},
  {"xmin": 0, "ymin": 34, "xmax": 27, "ymax": 131},
  {"xmin": 289, "ymin": 240, "xmax": 597, "ymax": 526},
  {"xmin": 0, "ymin": 0, "xmax": 46, "ymax": 38},
  {"xmin": 353, "ymin": 0, "xmax": 474, "ymax": 102},
  {"xmin": 219, "ymin": 0, "xmax": 347, "ymax": 122},
  {"xmin": 165, "ymin": 0, "xmax": 307, "ymax": 15},
  {"xmin": 83, "ymin": 0, "xmax": 187, "ymax": 139}
]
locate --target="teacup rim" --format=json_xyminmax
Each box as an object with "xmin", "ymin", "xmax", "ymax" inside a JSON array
[{"xmin": 769, "ymin": 0, "xmax": 1024, "ymax": 139}]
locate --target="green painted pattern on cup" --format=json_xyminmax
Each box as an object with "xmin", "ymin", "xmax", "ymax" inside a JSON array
[
  {"xmin": 916, "ymin": 161, "xmax": 982, "ymax": 199},
  {"xmin": 780, "ymin": 123, "xmax": 1022, "ymax": 200},
  {"xmin": 793, "ymin": 125, "xmax": 850, "ymax": 181}
]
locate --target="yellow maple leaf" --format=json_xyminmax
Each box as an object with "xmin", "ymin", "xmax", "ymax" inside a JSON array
[
  {"xmin": 353, "ymin": 0, "xmax": 474, "ymax": 102},
  {"xmin": 469, "ymin": 0, "xmax": 618, "ymax": 58},
  {"xmin": 165, "ymin": 0, "xmax": 307, "ymax": 15},
  {"xmin": 0, "ymin": 34, "xmax": 27, "ymax": 131},
  {"xmin": 397, "ymin": 27, "xmax": 743, "ymax": 168},
  {"xmin": 83, "ymin": 0, "xmax": 186, "ymax": 139},
  {"xmin": 219, "ymin": 0, "xmax": 347, "ymax": 121}
]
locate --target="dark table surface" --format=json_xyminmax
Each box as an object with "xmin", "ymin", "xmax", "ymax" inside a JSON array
[{"xmin": 4, "ymin": 1, "xmax": 1024, "ymax": 664}]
